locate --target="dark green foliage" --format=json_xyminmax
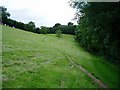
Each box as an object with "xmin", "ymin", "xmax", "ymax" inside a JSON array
[
  {"xmin": 26, "ymin": 21, "xmax": 36, "ymax": 32},
  {"xmin": 68, "ymin": 22, "xmax": 73, "ymax": 26},
  {"xmin": 54, "ymin": 23, "xmax": 61, "ymax": 27},
  {"xmin": 7, "ymin": 19, "xmax": 26, "ymax": 30},
  {"xmin": 49, "ymin": 23, "xmax": 61, "ymax": 34},
  {"xmin": 35, "ymin": 27, "xmax": 40, "ymax": 33},
  {"xmin": 70, "ymin": 2, "xmax": 120, "ymax": 64},
  {"xmin": 47, "ymin": 27, "xmax": 54, "ymax": 34},
  {"xmin": 0, "ymin": 6, "xmax": 10, "ymax": 25},
  {"xmin": 40, "ymin": 26, "xmax": 48, "ymax": 34},
  {"xmin": 56, "ymin": 29, "xmax": 62, "ymax": 39},
  {"xmin": 48, "ymin": 23, "xmax": 76, "ymax": 34}
]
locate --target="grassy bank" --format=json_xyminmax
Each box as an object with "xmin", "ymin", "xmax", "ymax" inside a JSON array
[{"xmin": 2, "ymin": 25, "xmax": 118, "ymax": 88}]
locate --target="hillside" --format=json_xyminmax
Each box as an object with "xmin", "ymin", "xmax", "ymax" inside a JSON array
[{"xmin": 2, "ymin": 25, "xmax": 118, "ymax": 88}]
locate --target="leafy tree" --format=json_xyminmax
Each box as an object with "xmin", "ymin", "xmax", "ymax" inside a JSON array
[
  {"xmin": 49, "ymin": 22, "xmax": 76, "ymax": 34},
  {"xmin": 27, "ymin": 21, "xmax": 36, "ymax": 32},
  {"xmin": 56, "ymin": 29, "xmax": 62, "ymax": 39},
  {"xmin": 51, "ymin": 23, "xmax": 62, "ymax": 34},
  {"xmin": 35, "ymin": 27, "xmax": 40, "ymax": 34},
  {"xmin": 70, "ymin": 2, "xmax": 120, "ymax": 64},
  {"xmin": 40, "ymin": 26, "xmax": 48, "ymax": 34},
  {"xmin": 48, "ymin": 27, "xmax": 53, "ymax": 34},
  {"xmin": 1, "ymin": 6, "xmax": 10, "ymax": 25},
  {"xmin": 68, "ymin": 22, "xmax": 73, "ymax": 26},
  {"xmin": 60, "ymin": 23, "xmax": 76, "ymax": 34},
  {"xmin": 54, "ymin": 23, "xmax": 61, "ymax": 27}
]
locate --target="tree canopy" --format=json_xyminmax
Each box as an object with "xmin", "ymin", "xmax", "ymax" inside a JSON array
[
  {"xmin": 1, "ymin": 6, "xmax": 10, "ymax": 24},
  {"xmin": 70, "ymin": 2, "xmax": 120, "ymax": 64}
]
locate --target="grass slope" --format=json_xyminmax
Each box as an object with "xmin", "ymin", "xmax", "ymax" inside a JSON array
[{"xmin": 2, "ymin": 25, "xmax": 118, "ymax": 88}]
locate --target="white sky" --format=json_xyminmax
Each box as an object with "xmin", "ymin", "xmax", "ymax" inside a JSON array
[{"xmin": 1, "ymin": 0, "xmax": 77, "ymax": 27}]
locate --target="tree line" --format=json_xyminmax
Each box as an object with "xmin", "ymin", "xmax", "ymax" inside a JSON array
[
  {"xmin": 1, "ymin": 6, "xmax": 76, "ymax": 35},
  {"xmin": 70, "ymin": 2, "xmax": 120, "ymax": 64}
]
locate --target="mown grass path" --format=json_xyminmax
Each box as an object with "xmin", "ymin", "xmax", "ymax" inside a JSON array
[
  {"xmin": 2, "ymin": 25, "xmax": 118, "ymax": 88},
  {"xmin": 67, "ymin": 55, "xmax": 108, "ymax": 88},
  {"xmin": 55, "ymin": 48, "xmax": 109, "ymax": 89}
]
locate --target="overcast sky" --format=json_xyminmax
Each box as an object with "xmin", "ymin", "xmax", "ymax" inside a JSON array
[{"xmin": 1, "ymin": 0, "xmax": 77, "ymax": 27}]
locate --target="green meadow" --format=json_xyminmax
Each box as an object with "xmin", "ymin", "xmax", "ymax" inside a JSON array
[{"xmin": 2, "ymin": 25, "xmax": 118, "ymax": 88}]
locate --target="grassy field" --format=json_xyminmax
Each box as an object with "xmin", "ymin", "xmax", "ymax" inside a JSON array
[{"xmin": 2, "ymin": 25, "xmax": 119, "ymax": 88}]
